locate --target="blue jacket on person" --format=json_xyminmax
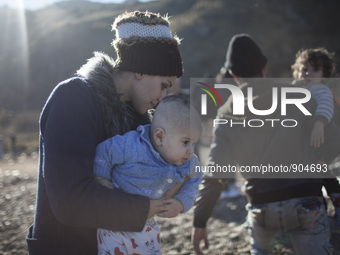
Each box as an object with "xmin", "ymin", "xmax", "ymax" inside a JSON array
[{"xmin": 94, "ymin": 124, "xmax": 202, "ymax": 213}]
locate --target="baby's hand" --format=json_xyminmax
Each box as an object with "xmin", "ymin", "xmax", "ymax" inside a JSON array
[
  {"xmin": 310, "ymin": 121, "xmax": 325, "ymax": 148},
  {"xmin": 156, "ymin": 198, "xmax": 184, "ymax": 218}
]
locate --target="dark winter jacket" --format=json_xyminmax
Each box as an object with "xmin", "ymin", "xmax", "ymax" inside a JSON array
[
  {"xmin": 26, "ymin": 53, "xmax": 150, "ymax": 254},
  {"xmin": 194, "ymin": 80, "xmax": 340, "ymax": 228}
]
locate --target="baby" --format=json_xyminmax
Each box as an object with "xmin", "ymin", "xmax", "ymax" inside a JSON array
[{"xmin": 94, "ymin": 95, "xmax": 202, "ymax": 255}]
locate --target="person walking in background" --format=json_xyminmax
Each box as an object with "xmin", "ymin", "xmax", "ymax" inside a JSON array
[
  {"xmin": 10, "ymin": 134, "xmax": 16, "ymax": 160},
  {"xmin": 26, "ymin": 11, "xmax": 184, "ymax": 255},
  {"xmin": 192, "ymin": 33, "xmax": 268, "ymax": 199},
  {"xmin": 0, "ymin": 135, "xmax": 4, "ymax": 160},
  {"xmin": 191, "ymin": 34, "xmax": 340, "ymax": 255},
  {"xmin": 217, "ymin": 32, "xmax": 268, "ymax": 199}
]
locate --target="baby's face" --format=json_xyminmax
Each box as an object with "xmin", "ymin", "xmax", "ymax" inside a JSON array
[
  {"xmin": 158, "ymin": 127, "xmax": 201, "ymax": 166},
  {"xmin": 297, "ymin": 62, "xmax": 323, "ymax": 86}
]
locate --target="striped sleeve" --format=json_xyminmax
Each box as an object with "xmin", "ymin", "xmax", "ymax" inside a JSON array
[{"xmin": 308, "ymin": 84, "xmax": 334, "ymax": 124}]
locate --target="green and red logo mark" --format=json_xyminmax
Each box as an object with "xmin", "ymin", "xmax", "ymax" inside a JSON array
[{"xmin": 197, "ymin": 82, "xmax": 223, "ymax": 115}]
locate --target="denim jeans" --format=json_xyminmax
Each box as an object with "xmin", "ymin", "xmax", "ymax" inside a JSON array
[{"xmin": 246, "ymin": 196, "xmax": 333, "ymax": 255}]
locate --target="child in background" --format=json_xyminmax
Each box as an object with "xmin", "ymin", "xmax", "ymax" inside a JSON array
[
  {"xmin": 292, "ymin": 47, "xmax": 335, "ymax": 148},
  {"xmin": 292, "ymin": 47, "xmax": 340, "ymax": 230},
  {"xmin": 94, "ymin": 95, "xmax": 202, "ymax": 255}
]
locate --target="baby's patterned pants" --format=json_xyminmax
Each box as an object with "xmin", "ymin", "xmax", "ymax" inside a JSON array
[{"xmin": 97, "ymin": 218, "xmax": 161, "ymax": 255}]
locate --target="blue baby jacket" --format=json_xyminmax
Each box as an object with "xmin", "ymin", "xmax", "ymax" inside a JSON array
[{"xmin": 94, "ymin": 124, "xmax": 202, "ymax": 212}]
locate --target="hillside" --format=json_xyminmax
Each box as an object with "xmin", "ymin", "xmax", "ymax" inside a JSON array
[{"xmin": 1, "ymin": 0, "xmax": 340, "ymax": 111}]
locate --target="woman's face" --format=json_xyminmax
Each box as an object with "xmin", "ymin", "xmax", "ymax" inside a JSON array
[{"xmin": 129, "ymin": 74, "xmax": 177, "ymax": 114}]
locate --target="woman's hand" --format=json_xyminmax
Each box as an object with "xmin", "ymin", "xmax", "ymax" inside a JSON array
[
  {"xmin": 148, "ymin": 199, "xmax": 164, "ymax": 218},
  {"xmin": 95, "ymin": 176, "xmax": 113, "ymax": 189},
  {"xmin": 156, "ymin": 198, "xmax": 184, "ymax": 218}
]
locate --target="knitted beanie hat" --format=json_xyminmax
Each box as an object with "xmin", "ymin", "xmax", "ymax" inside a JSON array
[
  {"xmin": 112, "ymin": 11, "xmax": 183, "ymax": 77},
  {"xmin": 224, "ymin": 34, "xmax": 267, "ymax": 77}
]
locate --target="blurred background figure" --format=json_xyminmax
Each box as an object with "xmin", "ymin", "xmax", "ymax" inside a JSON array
[
  {"xmin": 0, "ymin": 135, "xmax": 4, "ymax": 160},
  {"xmin": 216, "ymin": 33, "xmax": 268, "ymax": 199},
  {"xmin": 10, "ymin": 134, "xmax": 17, "ymax": 161}
]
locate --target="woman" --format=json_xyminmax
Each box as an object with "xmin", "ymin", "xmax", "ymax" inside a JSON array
[{"xmin": 26, "ymin": 11, "xmax": 183, "ymax": 255}]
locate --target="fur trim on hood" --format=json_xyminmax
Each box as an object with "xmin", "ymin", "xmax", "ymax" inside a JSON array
[{"xmin": 76, "ymin": 52, "xmax": 150, "ymax": 136}]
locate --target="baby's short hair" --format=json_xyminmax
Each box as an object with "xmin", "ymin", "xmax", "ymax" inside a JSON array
[
  {"xmin": 291, "ymin": 47, "xmax": 335, "ymax": 78},
  {"xmin": 152, "ymin": 95, "xmax": 202, "ymax": 133}
]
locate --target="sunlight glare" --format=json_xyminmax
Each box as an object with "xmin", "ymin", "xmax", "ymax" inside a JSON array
[{"xmin": 16, "ymin": 0, "xmax": 30, "ymax": 97}]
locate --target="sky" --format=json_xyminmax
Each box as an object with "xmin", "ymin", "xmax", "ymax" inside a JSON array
[{"xmin": 0, "ymin": 0, "xmax": 152, "ymax": 10}]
